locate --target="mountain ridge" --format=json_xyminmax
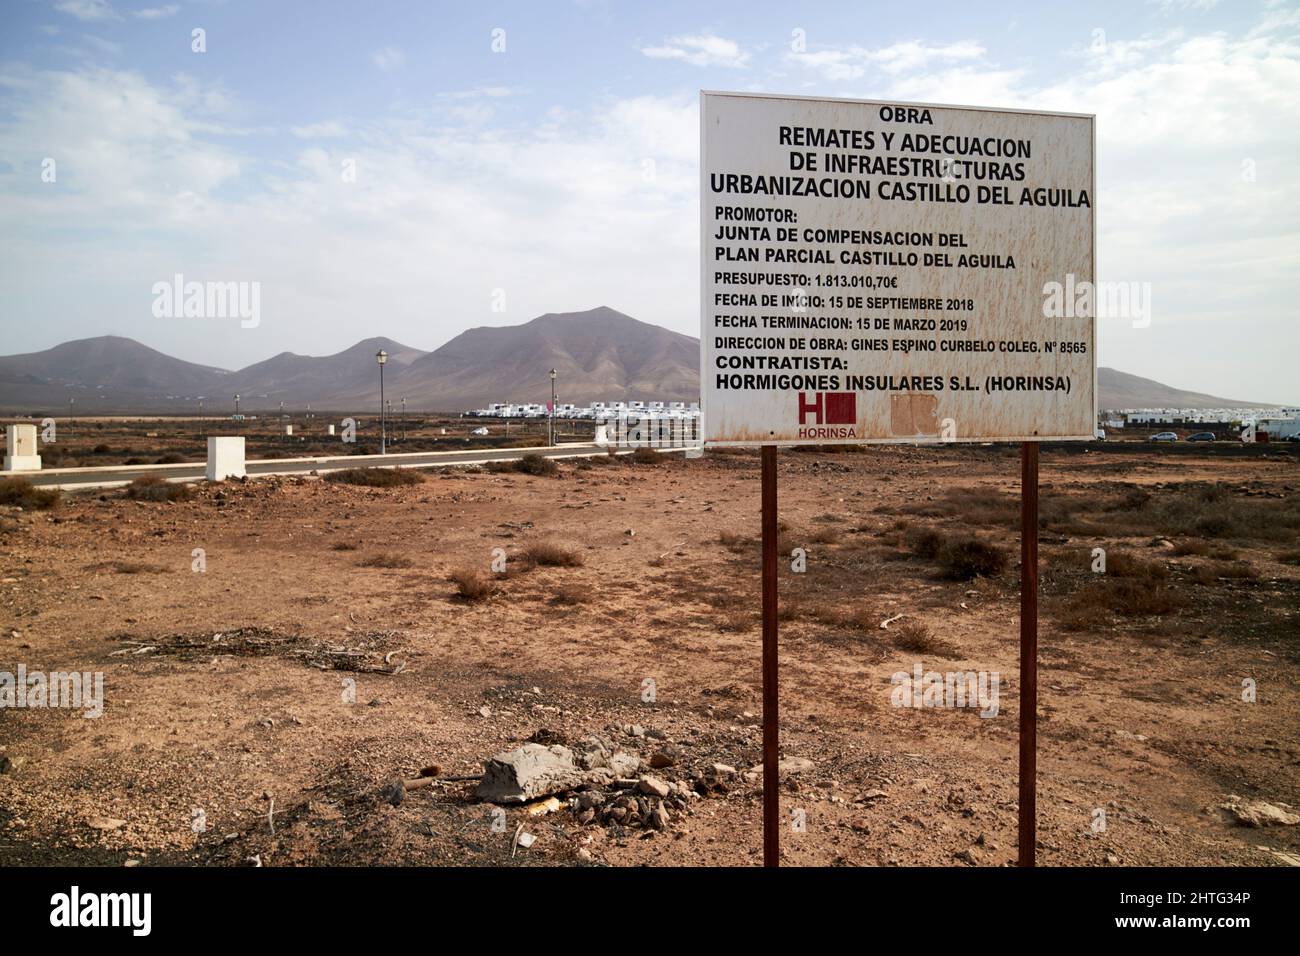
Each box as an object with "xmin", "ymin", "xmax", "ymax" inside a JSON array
[{"xmin": 0, "ymin": 312, "xmax": 1285, "ymax": 412}]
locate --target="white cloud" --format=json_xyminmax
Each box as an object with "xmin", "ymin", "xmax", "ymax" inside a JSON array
[
  {"xmin": 54, "ymin": 0, "xmax": 121, "ymax": 21},
  {"xmin": 371, "ymin": 46, "xmax": 405, "ymax": 72},
  {"xmin": 290, "ymin": 120, "xmax": 348, "ymax": 139},
  {"xmin": 132, "ymin": 5, "xmax": 179, "ymax": 19},
  {"xmin": 81, "ymin": 34, "xmax": 123, "ymax": 57},
  {"xmin": 641, "ymin": 34, "xmax": 749, "ymax": 68},
  {"xmin": 790, "ymin": 39, "xmax": 985, "ymax": 81},
  {"xmin": 0, "ymin": 67, "xmax": 699, "ymax": 368}
]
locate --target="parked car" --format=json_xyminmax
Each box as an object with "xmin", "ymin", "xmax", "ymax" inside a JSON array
[
  {"xmin": 1150, "ymin": 431, "xmax": 1179, "ymax": 442},
  {"xmin": 1186, "ymin": 431, "xmax": 1216, "ymax": 442}
]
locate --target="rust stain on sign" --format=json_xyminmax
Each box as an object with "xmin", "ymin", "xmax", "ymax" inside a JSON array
[{"xmin": 890, "ymin": 393, "xmax": 940, "ymax": 437}]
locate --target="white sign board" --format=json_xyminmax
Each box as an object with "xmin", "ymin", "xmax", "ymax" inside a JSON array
[{"xmin": 700, "ymin": 92, "xmax": 1095, "ymax": 445}]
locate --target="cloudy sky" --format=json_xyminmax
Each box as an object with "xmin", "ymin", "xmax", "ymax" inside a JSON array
[{"xmin": 1, "ymin": 0, "xmax": 1297, "ymax": 402}]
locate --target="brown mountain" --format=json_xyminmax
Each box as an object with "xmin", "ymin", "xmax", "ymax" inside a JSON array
[
  {"xmin": 382, "ymin": 306, "xmax": 698, "ymax": 409},
  {"xmin": 1096, "ymin": 367, "xmax": 1274, "ymax": 410},
  {"xmin": 0, "ymin": 335, "xmax": 231, "ymax": 410},
  {"xmin": 227, "ymin": 337, "xmax": 426, "ymax": 407},
  {"xmin": 0, "ymin": 316, "xmax": 1284, "ymax": 413}
]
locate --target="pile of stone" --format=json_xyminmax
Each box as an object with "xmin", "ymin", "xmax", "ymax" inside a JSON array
[{"xmin": 475, "ymin": 734, "xmax": 730, "ymax": 832}]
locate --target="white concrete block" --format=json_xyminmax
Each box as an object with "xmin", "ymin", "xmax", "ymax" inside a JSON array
[
  {"xmin": 206, "ymin": 436, "xmax": 246, "ymax": 481},
  {"xmin": 3, "ymin": 424, "xmax": 41, "ymax": 471},
  {"xmin": 327, "ymin": 424, "xmax": 335, "ymax": 436},
  {"xmin": 284, "ymin": 425, "xmax": 294, "ymax": 436},
  {"xmin": 593, "ymin": 424, "xmax": 609, "ymax": 446}
]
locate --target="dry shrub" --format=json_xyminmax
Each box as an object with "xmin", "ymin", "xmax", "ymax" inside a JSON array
[
  {"xmin": 907, "ymin": 528, "xmax": 945, "ymax": 559},
  {"xmin": 357, "ymin": 552, "xmax": 415, "ymax": 569},
  {"xmin": 0, "ymin": 477, "xmax": 60, "ymax": 510},
  {"xmin": 890, "ymin": 619, "xmax": 958, "ymax": 657},
  {"xmin": 550, "ymin": 583, "xmax": 590, "ymax": 605},
  {"xmin": 629, "ymin": 447, "xmax": 661, "ymax": 465},
  {"xmin": 449, "ymin": 568, "xmax": 495, "ymax": 602},
  {"xmin": 524, "ymin": 541, "xmax": 585, "ymax": 567},
  {"xmin": 155, "ymin": 452, "xmax": 187, "ymax": 464},
  {"xmin": 124, "ymin": 475, "xmax": 192, "ymax": 502},
  {"xmin": 104, "ymin": 560, "xmax": 167, "ymax": 574},
  {"xmin": 1059, "ymin": 579, "xmax": 1176, "ymax": 625},
  {"xmin": 719, "ymin": 530, "xmax": 751, "ymax": 553},
  {"xmin": 807, "ymin": 526, "xmax": 841, "ymax": 545},
  {"xmin": 330, "ymin": 541, "xmax": 359, "ymax": 551},
  {"xmin": 720, "ymin": 607, "xmax": 754, "ymax": 632},
  {"xmin": 514, "ymin": 453, "xmax": 557, "ymax": 477},
  {"xmin": 1103, "ymin": 552, "xmax": 1168, "ymax": 581},
  {"xmin": 1190, "ymin": 560, "xmax": 1259, "ymax": 585},
  {"xmin": 325, "ymin": 467, "xmax": 423, "ymax": 487},
  {"xmin": 938, "ymin": 535, "xmax": 1007, "ymax": 579},
  {"xmin": 1276, "ymin": 550, "xmax": 1300, "ymax": 566}
]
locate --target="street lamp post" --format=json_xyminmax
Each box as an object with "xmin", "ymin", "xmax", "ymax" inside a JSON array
[
  {"xmin": 376, "ymin": 350, "xmax": 388, "ymax": 454},
  {"xmin": 401, "ymin": 397, "xmax": 407, "ymax": 442},
  {"xmin": 549, "ymin": 368, "xmax": 557, "ymax": 446}
]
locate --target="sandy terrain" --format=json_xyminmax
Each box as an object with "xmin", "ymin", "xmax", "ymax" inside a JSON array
[{"xmin": 1, "ymin": 444, "xmax": 1297, "ymax": 867}]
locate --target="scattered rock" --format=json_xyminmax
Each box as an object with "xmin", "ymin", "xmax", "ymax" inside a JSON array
[
  {"xmin": 638, "ymin": 775, "xmax": 671, "ymax": 798},
  {"xmin": 649, "ymin": 745, "xmax": 681, "ymax": 768},
  {"xmin": 476, "ymin": 744, "xmax": 592, "ymax": 804},
  {"xmin": 1219, "ymin": 797, "xmax": 1300, "ymax": 827},
  {"xmin": 86, "ymin": 817, "xmax": 127, "ymax": 831}
]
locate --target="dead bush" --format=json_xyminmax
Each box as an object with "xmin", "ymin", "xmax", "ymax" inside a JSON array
[
  {"xmin": 1189, "ymin": 560, "xmax": 1259, "ymax": 585},
  {"xmin": 325, "ymin": 467, "xmax": 423, "ymax": 487},
  {"xmin": 550, "ymin": 583, "xmax": 590, "ymax": 605},
  {"xmin": 890, "ymin": 619, "xmax": 958, "ymax": 657},
  {"xmin": 524, "ymin": 541, "xmax": 585, "ymax": 567},
  {"xmin": 449, "ymin": 568, "xmax": 495, "ymax": 602},
  {"xmin": 514, "ymin": 453, "xmax": 557, "ymax": 477},
  {"xmin": 629, "ymin": 447, "xmax": 661, "ymax": 465},
  {"xmin": 124, "ymin": 475, "xmax": 192, "ymax": 502},
  {"xmin": 719, "ymin": 530, "xmax": 751, "ymax": 553},
  {"xmin": 1060, "ymin": 579, "xmax": 1176, "ymax": 622},
  {"xmin": 935, "ymin": 535, "xmax": 1007, "ymax": 580},
  {"xmin": 356, "ymin": 552, "xmax": 415, "ymax": 569},
  {"xmin": 807, "ymin": 526, "xmax": 841, "ymax": 545},
  {"xmin": 0, "ymin": 477, "xmax": 60, "ymax": 510},
  {"xmin": 1103, "ymin": 552, "xmax": 1168, "ymax": 581}
]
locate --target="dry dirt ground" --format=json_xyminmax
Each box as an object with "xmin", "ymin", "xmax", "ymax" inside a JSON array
[{"xmin": 1, "ymin": 444, "xmax": 1297, "ymax": 867}]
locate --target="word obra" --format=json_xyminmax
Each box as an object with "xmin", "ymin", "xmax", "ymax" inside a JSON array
[{"xmin": 890, "ymin": 663, "xmax": 1000, "ymax": 718}]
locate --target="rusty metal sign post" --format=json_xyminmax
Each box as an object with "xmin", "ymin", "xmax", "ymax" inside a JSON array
[
  {"xmin": 1019, "ymin": 441, "xmax": 1039, "ymax": 866},
  {"xmin": 761, "ymin": 445, "xmax": 780, "ymax": 866}
]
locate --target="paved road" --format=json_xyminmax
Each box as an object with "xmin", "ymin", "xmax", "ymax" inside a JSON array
[
  {"xmin": 13, "ymin": 443, "xmax": 651, "ymax": 491},
  {"xmin": 7, "ymin": 438, "xmax": 1293, "ymax": 491}
]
